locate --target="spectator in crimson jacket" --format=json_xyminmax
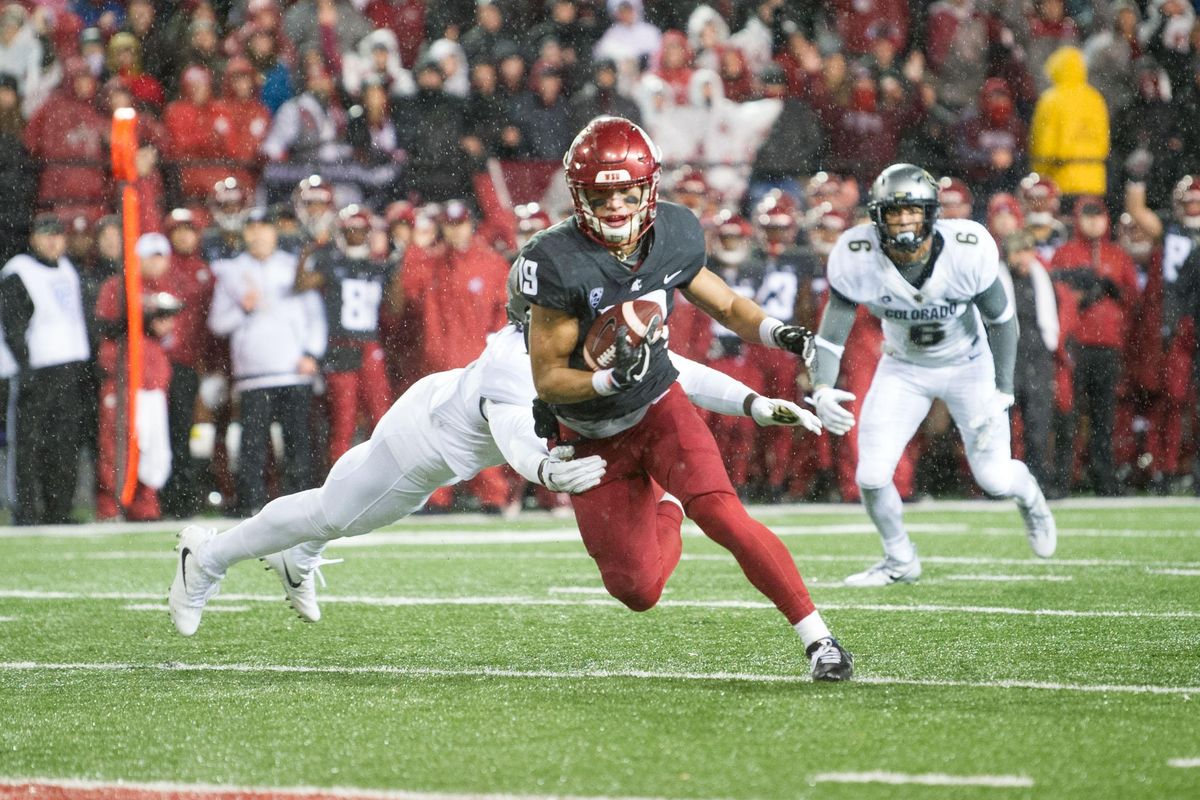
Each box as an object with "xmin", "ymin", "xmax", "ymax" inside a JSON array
[
  {"xmin": 212, "ymin": 57, "xmax": 271, "ymax": 194},
  {"xmin": 1051, "ymin": 197, "xmax": 1139, "ymax": 495},
  {"xmin": 363, "ymin": 0, "xmax": 425, "ymax": 69},
  {"xmin": 158, "ymin": 209, "xmax": 216, "ymax": 519},
  {"xmin": 163, "ymin": 66, "xmax": 229, "ymax": 204},
  {"xmin": 831, "ymin": 0, "xmax": 908, "ymax": 59},
  {"xmin": 93, "ymin": 232, "xmax": 177, "ymax": 521},
  {"xmin": 954, "ymin": 78, "xmax": 1028, "ymax": 198},
  {"xmin": 23, "ymin": 58, "xmax": 108, "ymax": 220}
]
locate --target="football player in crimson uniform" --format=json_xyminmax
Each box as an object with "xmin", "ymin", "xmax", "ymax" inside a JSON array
[
  {"xmin": 295, "ymin": 205, "xmax": 396, "ymax": 463},
  {"xmin": 1126, "ymin": 174, "xmax": 1200, "ymax": 492},
  {"xmin": 743, "ymin": 190, "xmax": 819, "ymax": 500},
  {"xmin": 519, "ymin": 116, "xmax": 853, "ymax": 680},
  {"xmin": 810, "ymin": 164, "xmax": 1058, "ymax": 588},
  {"xmin": 168, "ymin": 263, "xmax": 821, "ymax": 637},
  {"xmin": 200, "ymin": 176, "xmax": 248, "ymax": 263}
]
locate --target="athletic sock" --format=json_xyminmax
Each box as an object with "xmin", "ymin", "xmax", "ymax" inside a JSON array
[
  {"xmin": 793, "ymin": 610, "xmax": 832, "ymax": 649},
  {"xmin": 656, "ymin": 494, "xmax": 684, "ymax": 585},
  {"xmin": 860, "ymin": 483, "xmax": 915, "ymax": 563}
]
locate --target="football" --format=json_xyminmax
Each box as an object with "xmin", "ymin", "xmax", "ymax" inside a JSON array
[{"xmin": 583, "ymin": 299, "xmax": 664, "ymax": 370}]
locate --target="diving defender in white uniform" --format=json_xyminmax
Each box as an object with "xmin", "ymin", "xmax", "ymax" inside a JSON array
[
  {"xmin": 169, "ymin": 266, "xmax": 823, "ymax": 635},
  {"xmin": 808, "ymin": 164, "xmax": 1057, "ymax": 586}
]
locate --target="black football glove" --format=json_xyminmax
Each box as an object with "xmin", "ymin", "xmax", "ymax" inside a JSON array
[
  {"xmin": 772, "ymin": 324, "xmax": 816, "ymax": 369},
  {"xmin": 610, "ymin": 321, "xmax": 656, "ymax": 391}
]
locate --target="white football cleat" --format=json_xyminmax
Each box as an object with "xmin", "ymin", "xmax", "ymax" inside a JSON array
[
  {"xmin": 844, "ymin": 553, "xmax": 922, "ymax": 587},
  {"xmin": 262, "ymin": 548, "xmax": 340, "ymax": 623},
  {"xmin": 168, "ymin": 525, "xmax": 221, "ymax": 636},
  {"xmin": 1018, "ymin": 490, "xmax": 1057, "ymax": 558}
]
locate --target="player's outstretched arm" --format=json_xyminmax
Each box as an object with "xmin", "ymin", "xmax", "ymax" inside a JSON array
[
  {"xmin": 668, "ymin": 352, "xmax": 821, "ymax": 433},
  {"xmin": 807, "ymin": 292, "xmax": 858, "ymax": 436},
  {"xmin": 682, "ymin": 267, "xmax": 815, "ymax": 362},
  {"xmin": 969, "ymin": 278, "xmax": 1019, "ymax": 451},
  {"xmin": 484, "ymin": 399, "xmax": 606, "ymax": 493}
]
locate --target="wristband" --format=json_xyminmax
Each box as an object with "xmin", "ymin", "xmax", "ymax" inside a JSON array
[
  {"xmin": 759, "ymin": 317, "xmax": 784, "ymax": 347},
  {"xmin": 592, "ymin": 369, "xmax": 618, "ymax": 396},
  {"xmin": 742, "ymin": 393, "xmax": 759, "ymax": 417}
]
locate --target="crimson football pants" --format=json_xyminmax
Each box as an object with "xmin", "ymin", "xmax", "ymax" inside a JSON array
[
  {"xmin": 325, "ymin": 342, "xmax": 394, "ymax": 463},
  {"xmin": 564, "ymin": 384, "xmax": 816, "ymax": 624}
]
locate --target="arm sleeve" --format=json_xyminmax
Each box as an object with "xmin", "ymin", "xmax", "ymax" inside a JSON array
[
  {"xmin": 0, "ymin": 273, "xmax": 33, "ymax": 369},
  {"xmin": 669, "ymin": 351, "xmax": 755, "ymax": 417},
  {"xmin": 811, "ymin": 292, "xmax": 857, "ymax": 388},
  {"xmin": 975, "ymin": 277, "xmax": 1019, "ymax": 394},
  {"xmin": 484, "ymin": 399, "xmax": 550, "ymax": 485}
]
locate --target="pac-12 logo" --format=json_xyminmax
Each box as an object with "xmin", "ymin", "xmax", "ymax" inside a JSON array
[{"xmin": 589, "ymin": 287, "xmax": 604, "ymax": 308}]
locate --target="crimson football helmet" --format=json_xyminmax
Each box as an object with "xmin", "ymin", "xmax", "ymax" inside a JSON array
[
  {"xmin": 335, "ymin": 204, "xmax": 373, "ymax": 258},
  {"xmin": 209, "ymin": 177, "xmax": 246, "ymax": 232},
  {"xmin": 711, "ymin": 209, "xmax": 752, "ymax": 266},
  {"xmin": 809, "ymin": 208, "xmax": 849, "ymax": 258},
  {"xmin": 754, "ymin": 190, "xmax": 799, "ymax": 255},
  {"xmin": 1172, "ymin": 175, "xmax": 1200, "ymax": 230},
  {"xmin": 563, "ymin": 116, "xmax": 662, "ymax": 250},
  {"xmin": 294, "ymin": 174, "xmax": 336, "ymax": 237},
  {"xmin": 1017, "ymin": 172, "xmax": 1061, "ymax": 227},
  {"xmin": 937, "ymin": 176, "xmax": 973, "ymax": 219},
  {"xmin": 515, "ymin": 202, "xmax": 552, "ymax": 248}
]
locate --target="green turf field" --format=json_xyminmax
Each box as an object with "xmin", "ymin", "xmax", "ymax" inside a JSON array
[{"xmin": 1, "ymin": 498, "xmax": 1198, "ymax": 799}]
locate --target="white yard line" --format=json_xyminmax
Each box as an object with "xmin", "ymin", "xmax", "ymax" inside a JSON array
[
  {"xmin": 0, "ymin": 777, "xmax": 677, "ymax": 800},
  {"xmin": 0, "ymin": 661, "xmax": 1195, "ymax": 696},
  {"xmin": 810, "ymin": 771, "xmax": 1033, "ymax": 788},
  {"xmin": 1148, "ymin": 569, "xmax": 1200, "ymax": 577},
  {"xmin": 2, "ymin": 589, "xmax": 1198, "ymax": 619},
  {"xmin": 1167, "ymin": 758, "xmax": 1200, "ymax": 768},
  {"xmin": 0, "ymin": 616, "xmax": 14, "ymax": 622},
  {"xmin": 943, "ymin": 574, "xmax": 1074, "ymax": 583}
]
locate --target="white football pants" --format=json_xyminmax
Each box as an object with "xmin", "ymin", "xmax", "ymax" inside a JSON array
[
  {"xmin": 856, "ymin": 353, "xmax": 1019, "ymax": 497},
  {"xmin": 200, "ymin": 373, "xmax": 462, "ymax": 576}
]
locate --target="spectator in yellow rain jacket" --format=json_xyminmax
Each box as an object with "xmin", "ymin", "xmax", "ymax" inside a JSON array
[{"xmin": 1030, "ymin": 46, "xmax": 1110, "ymax": 197}]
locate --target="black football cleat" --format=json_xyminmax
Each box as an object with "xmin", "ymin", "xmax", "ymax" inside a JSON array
[{"xmin": 807, "ymin": 637, "xmax": 854, "ymax": 682}]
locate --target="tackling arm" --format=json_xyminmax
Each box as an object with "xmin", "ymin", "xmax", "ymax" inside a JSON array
[
  {"xmin": 975, "ymin": 277, "xmax": 1018, "ymax": 395},
  {"xmin": 485, "ymin": 399, "xmax": 606, "ymax": 493},
  {"xmin": 669, "ymin": 351, "xmax": 821, "ymax": 432}
]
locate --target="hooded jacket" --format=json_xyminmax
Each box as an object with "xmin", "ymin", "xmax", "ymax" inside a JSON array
[{"xmin": 1030, "ymin": 47, "xmax": 1110, "ymax": 195}]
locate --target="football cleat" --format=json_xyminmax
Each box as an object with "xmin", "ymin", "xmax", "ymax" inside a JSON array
[
  {"xmin": 843, "ymin": 554, "xmax": 922, "ymax": 587},
  {"xmin": 168, "ymin": 525, "xmax": 222, "ymax": 636},
  {"xmin": 1018, "ymin": 490, "xmax": 1057, "ymax": 558},
  {"xmin": 261, "ymin": 548, "xmax": 341, "ymax": 623},
  {"xmin": 807, "ymin": 637, "xmax": 854, "ymax": 681}
]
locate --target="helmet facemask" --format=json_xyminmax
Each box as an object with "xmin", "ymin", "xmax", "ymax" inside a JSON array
[{"xmin": 574, "ymin": 179, "xmax": 658, "ymax": 251}]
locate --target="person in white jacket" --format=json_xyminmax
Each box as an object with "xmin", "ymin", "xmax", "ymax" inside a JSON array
[
  {"xmin": 170, "ymin": 267, "xmax": 823, "ymax": 637},
  {"xmin": 208, "ymin": 206, "xmax": 327, "ymax": 516}
]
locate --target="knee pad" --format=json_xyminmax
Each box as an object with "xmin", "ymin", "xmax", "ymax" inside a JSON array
[
  {"xmin": 971, "ymin": 459, "xmax": 1014, "ymax": 498},
  {"xmin": 855, "ymin": 464, "xmax": 893, "ymax": 492}
]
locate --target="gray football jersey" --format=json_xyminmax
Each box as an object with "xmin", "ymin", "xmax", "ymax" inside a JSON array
[{"xmin": 517, "ymin": 201, "xmax": 707, "ymax": 427}]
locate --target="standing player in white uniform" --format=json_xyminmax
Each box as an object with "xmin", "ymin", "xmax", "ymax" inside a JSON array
[
  {"xmin": 168, "ymin": 267, "xmax": 822, "ymax": 635},
  {"xmin": 807, "ymin": 164, "xmax": 1057, "ymax": 586}
]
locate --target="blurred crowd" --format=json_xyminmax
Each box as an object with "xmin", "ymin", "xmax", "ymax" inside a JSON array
[{"xmin": 0, "ymin": 0, "xmax": 1199, "ymax": 523}]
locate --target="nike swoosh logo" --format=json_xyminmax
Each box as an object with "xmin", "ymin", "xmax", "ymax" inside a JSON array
[
  {"xmin": 180, "ymin": 547, "xmax": 191, "ymax": 587},
  {"xmin": 664, "ymin": 270, "xmax": 683, "ymax": 284},
  {"xmin": 281, "ymin": 560, "xmax": 303, "ymax": 589}
]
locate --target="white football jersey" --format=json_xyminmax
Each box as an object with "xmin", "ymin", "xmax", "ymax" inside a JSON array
[{"xmin": 826, "ymin": 218, "xmax": 1000, "ymax": 367}]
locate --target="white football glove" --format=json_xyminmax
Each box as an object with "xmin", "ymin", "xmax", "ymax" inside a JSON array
[
  {"xmin": 749, "ymin": 396, "xmax": 822, "ymax": 434},
  {"xmin": 805, "ymin": 387, "xmax": 856, "ymax": 436},
  {"xmin": 968, "ymin": 390, "xmax": 1015, "ymax": 454},
  {"xmin": 538, "ymin": 445, "xmax": 607, "ymax": 494}
]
